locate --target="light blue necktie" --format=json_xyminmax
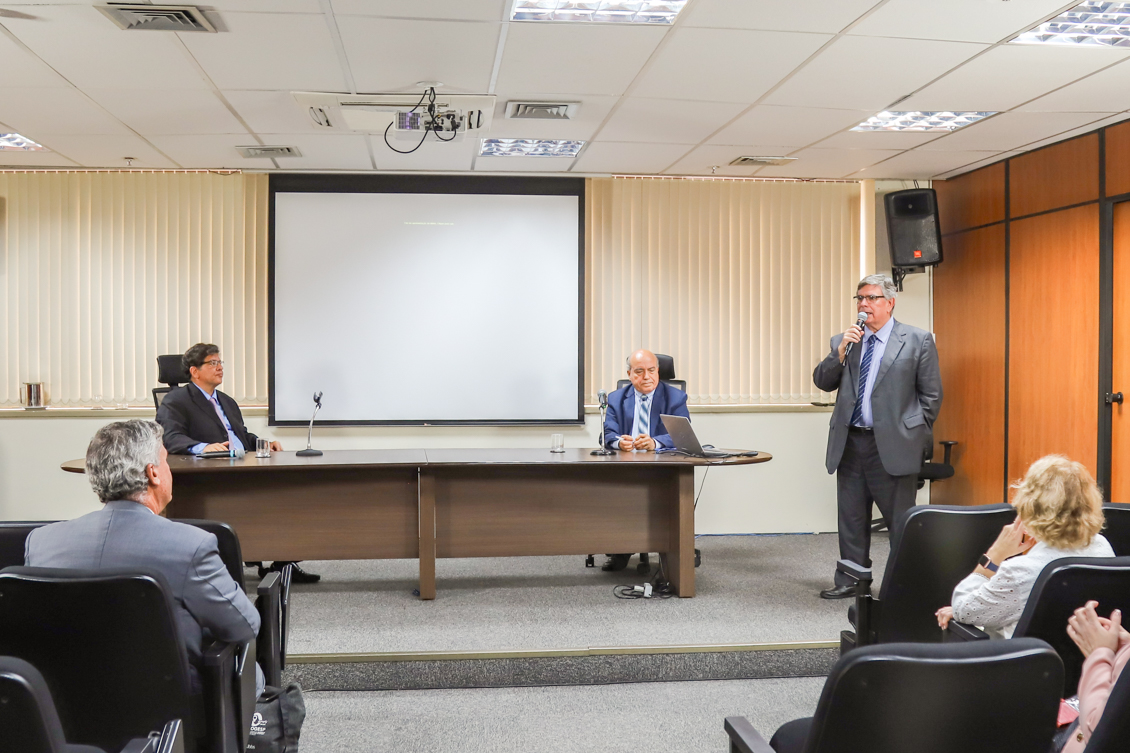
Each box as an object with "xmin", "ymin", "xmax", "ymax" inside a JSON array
[
  {"xmin": 210, "ymin": 395, "xmax": 244, "ymax": 452},
  {"xmin": 637, "ymin": 393, "xmax": 651, "ymax": 436},
  {"xmin": 850, "ymin": 335, "xmax": 875, "ymax": 427}
]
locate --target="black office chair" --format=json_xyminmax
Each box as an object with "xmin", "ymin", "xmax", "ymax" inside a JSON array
[
  {"xmin": 0, "ymin": 656, "xmax": 183, "ymax": 753},
  {"xmin": 871, "ymin": 439, "xmax": 958, "ymax": 532},
  {"xmin": 0, "ymin": 567, "xmax": 256, "ymax": 753},
  {"xmin": 1101, "ymin": 503, "xmax": 1130, "ymax": 555},
  {"xmin": 0, "ymin": 521, "xmax": 54, "ymax": 569},
  {"xmin": 724, "ymin": 638, "xmax": 1062, "ymax": 753},
  {"xmin": 152, "ymin": 355, "xmax": 190, "ymax": 410},
  {"xmin": 839, "ymin": 503, "xmax": 1016, "ymax": 652},
  {"xmin": 1085, "ymin": 647, "xmax": 1130, "ymax": 753},
  {"xmin": 946, "ymin": 556, "xmax": 1130, "ymax": 696}
]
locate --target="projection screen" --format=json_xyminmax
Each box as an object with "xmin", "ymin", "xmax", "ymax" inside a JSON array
[{"xmin": 270, "ymin": 175, "xmax": 584, "ymax": 426}]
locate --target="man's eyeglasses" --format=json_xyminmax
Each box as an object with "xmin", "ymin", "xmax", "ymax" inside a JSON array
[
  {"xmin": 852, "ymin": 294, "xmax": 886, "ymax": 303},
  {"xmin": 202, "ymin": 359, "xmax": 225, "ymax": 368}
]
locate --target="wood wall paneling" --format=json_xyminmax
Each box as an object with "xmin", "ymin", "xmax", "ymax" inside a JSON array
[
  {"xmin": 935, "ymin": 162, "xmax": 1006, "ymax": 235},
  {"xmin": 1008, "ymin": 205, "xmax": 1100, "ymax": 481},
  {"xmin": 1111, "ymin": 201, "xmax": 1130, "ymax": 503},
  {"xmin": 1106, "ymin": 119, "xmax": 1130, "ymax": 199},
  {"xmin": 931, "ymin": 225, "xmax": 1007, "ymax": 506},
  {"xmin": 1010, "ymin": 134, "xmax": 1099, "ymax": 219}
]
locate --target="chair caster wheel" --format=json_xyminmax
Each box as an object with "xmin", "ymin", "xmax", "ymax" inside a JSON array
[
  {"xmin": 585, "ymin": 555, "xmax": 595, "ymax": 568},
  {"xmin": 695, "ymin": 548, "xmax": 701, "ymax": 568}
]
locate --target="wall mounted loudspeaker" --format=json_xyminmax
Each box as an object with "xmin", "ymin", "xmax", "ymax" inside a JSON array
[{"xmin": 884, "ymin": 188, "xmax": 943, "ymax": 268}]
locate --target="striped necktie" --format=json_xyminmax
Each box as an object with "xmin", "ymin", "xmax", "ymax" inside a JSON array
[
  {"xmin": 637, "ymin": 393, "xmax": 651, "ymax": 436},
  {"xmin": 850, "ymin": 335, "xmax": 875, "ymax": 427},
  {"xmin": 210, "ymin": 395, "xmax": 242, "ymax": 450}
]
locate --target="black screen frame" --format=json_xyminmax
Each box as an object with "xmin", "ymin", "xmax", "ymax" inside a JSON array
[{"xmin": 268, "ymin": 173, "xmax": 586, "ymax": 427}]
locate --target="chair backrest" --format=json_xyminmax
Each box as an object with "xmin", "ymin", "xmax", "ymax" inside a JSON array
[
  {"xmin": 1013, "ymin": 555, "xmax": 1130, "ymax": 696},
  {"xmin": 0, "ymin": 522, "xmax": 54, "ymax": 570},
  {"xmin": 0, "ymin": 567, "xmax": 196, "ymax": 753},
  {"xmin": 1085, "ymin": 648, "xmax": 1130, "ymax": 753},
  {"xmin": 804, "ymin": 638, "xmax": 1062, "ymax": 753},
  {"xmin": 157, "ymin": 354, "xmax": 191, "ymax": 387},
  {"xmin": 1101, "ymin": 503, "xmax": 1130, "ymax": 555},
  {"xmin": 171, "ymin": 519, "xmax": 245, "ymax": 589},
  {"xmin": 875, "ymin": 504, "xmax": 1015, "ymax": 643},
  {"xmin": 0, "ymin": 656, "xmax": 78, "ymax": 753}
]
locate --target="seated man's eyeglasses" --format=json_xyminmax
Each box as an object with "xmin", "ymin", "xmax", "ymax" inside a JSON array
[
  {"xmin": 202, "ymin": 359, "xmax": 224, "ymax": 367},
  {"xmin": 632, "ymin": 367, "xmax": 658, "ymax": 376},
  {"xmin": 852, "ymin": 294, "xmax": 885, "ymax": 303}
]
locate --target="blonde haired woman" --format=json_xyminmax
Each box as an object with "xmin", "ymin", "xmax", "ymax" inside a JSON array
[{"xmin": 936, "ymin": 455, "xmax": 1114, "ymax": 638}]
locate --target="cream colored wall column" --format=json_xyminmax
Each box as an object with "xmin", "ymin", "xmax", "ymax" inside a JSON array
[{"xmin": 859, "ymin": 178, "xmax": 876, "ymax": 278}]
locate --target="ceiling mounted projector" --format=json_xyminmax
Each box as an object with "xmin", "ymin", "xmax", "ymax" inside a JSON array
[{"xmin": 292, "ymin": 91, "xmax": 495, "ymax": 142}]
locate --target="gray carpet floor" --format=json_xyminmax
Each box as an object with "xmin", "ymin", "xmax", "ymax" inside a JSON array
[
  {"xmin": 281, "ymin": 532, "xmax": 889, "ymax": 654},
  {"xmin": 299, "ymin": 675, "xmax": 826, "ymax": 753}
]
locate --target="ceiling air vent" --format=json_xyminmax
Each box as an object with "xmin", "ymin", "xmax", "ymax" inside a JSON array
[
  {"xmin": 506, "ymin": 102, "xmax": 579, "ymax": 120},
  {"xmin": 729, "ymin": 156, "xmax": 798, "ymax": 167},
  {"xmin": 236, "ymin": 145, "xmax": 302, "ymax": 159},
  {"xmin": 96, "ymin": 4, "xmax": 217, "ymax": 32}
]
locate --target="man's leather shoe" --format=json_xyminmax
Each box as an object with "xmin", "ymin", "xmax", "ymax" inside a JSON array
[
  {"xmin": 602, "ymin": 553, "xmax": 632, "ymax": 572},
  {"xmin": 271, "ymin": 561, "xmax": 321, "ymax": 584},
  {"xmin": 819, "ymin": 584, "xmax": 856, "ymax": 599}
]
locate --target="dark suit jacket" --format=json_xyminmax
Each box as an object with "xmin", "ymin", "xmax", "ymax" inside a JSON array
[
  {"xmin": 25, "ymin": 500, "xmax": 259, "ymax": 690},
  {"xmin": 602, "ymin": 381, "xmax": 691, "ymax": 450},
  {"xmin": 155, "ymin": 383, "xmax": 259, "ymax": 454},
  {"xmin": 812, "ymin": 318, "xmax": 943, "ymax": 477}
]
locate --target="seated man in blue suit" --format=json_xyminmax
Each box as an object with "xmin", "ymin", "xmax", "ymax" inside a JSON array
[{"xmin": 600, "ymin": 349, "xmax": 691, "ymax": 571}]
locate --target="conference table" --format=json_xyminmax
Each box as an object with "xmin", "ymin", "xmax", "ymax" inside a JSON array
[{"xmin": 61, "ymin": 448, "xmax": 770, "ymax": 599}]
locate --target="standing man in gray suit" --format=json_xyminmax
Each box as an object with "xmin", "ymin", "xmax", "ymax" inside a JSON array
[
  {"xmin": 25, "ymin": 420, "xmax": 263, "ymax": 694},
  {"xmin": 812, "ymin": 274, "xmax": 942, "ymax": 599}
]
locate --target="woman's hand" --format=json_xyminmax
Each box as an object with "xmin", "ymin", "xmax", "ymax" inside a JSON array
[
  {"xmin": 986, "ymin": 519, "xmax": 1037, "ymax": 563},
  {"xmin": 1067, "ymin": 601, "xmax": 1122, "ymax": 658},
  {"xmin": 936, "ymin": 606, "xmax": 954, "ymax": 629}
]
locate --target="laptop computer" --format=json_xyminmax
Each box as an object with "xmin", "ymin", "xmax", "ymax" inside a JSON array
[{"xmin": 660, "ymin": 414, "xmax": 759, "ymax": 459}]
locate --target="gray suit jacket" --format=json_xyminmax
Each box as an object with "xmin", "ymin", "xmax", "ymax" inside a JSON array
[
  {"xmin": 25, "ymin": 500, "xmax": 260, "ymax": 688},
  {"xmin": 812, "ymin": 319, "xmax": 943, "ymax": 477}
]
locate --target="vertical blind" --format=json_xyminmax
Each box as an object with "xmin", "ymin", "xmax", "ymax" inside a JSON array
[
  {"xmin": 586, "ymin": 177, "xmax": 859, "ymax": 404},
  {"xmin": 0, "ymin": 171, "xmax": 269, "ymax": 407}
]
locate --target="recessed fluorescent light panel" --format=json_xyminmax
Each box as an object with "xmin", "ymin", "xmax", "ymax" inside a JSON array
[
  {"xmin": 0, "ymin": 133, "xmax": 47, "ymax": 151},
  {"xmin": 1012, "ymin": 1, "xmax": 1130, "ymax": 47},
  {"xmin": 511, "ymin": 1, "xmax": 688, "ymax": 24},
  {"xmin": 480, "ymin": 139, "xmax": 585, "ymax": 157},
  {"xmin": 852, "ymin": 111, "xmax": 996, "ymax": 132}
]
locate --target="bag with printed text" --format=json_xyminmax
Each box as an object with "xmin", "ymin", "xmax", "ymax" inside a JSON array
[{"xmin": 246, "ymin": 683, "xmax": 306, "ymax": 753}]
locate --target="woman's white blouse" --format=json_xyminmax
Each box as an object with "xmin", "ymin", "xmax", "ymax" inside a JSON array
[{"xmin": 951, "ymin": 534, "xmax": 1114, "ymax": 639}]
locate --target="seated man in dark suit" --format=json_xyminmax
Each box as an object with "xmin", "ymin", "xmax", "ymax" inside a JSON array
[
  {"xmin": 599, "ymin": 349, "xmax": 692, "ymax": 571},
  {"xmin": 155, "ymin": 342, "xmax": 318, "ymax": 583},
  {"xmin": 25, "ymin": 420, "xmax": 263, "ymax": 696}
]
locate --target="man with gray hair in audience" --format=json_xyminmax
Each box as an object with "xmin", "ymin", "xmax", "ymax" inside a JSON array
[{"xmin": 25, "ymin": 419, "xmax": 262, "ymax": 694}]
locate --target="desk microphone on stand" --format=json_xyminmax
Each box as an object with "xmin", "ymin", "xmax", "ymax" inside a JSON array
[
  {"xmin": 296, "ymin": 391, "xmax": 323, "ymax": 457},
  {"xmin": 590, "ymin": 389, "xmax": 614, "ymax": 456}
]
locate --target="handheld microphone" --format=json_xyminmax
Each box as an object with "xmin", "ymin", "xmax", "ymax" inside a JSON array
[{"xmin": 844, "ymin": 311, "xmax": 868, "ymax": 358}]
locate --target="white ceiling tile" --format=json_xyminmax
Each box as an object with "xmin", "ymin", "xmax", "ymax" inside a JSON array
[
  {"xmin": 816, "ymin": 129, "xmax": 945, "ymax": 149},
  {"xmin": 709, "ymin": 105, "xmax": 870, "ymax": 147},
  {"xmin": 572, "ymin": 141, "xmax": 692, "ymax": 174},
  {"xmin": 0, "ymin": 24, "xmax": 70, "ymax": 88},
  {"xmin": 332, "ymin": 0, "xmax": 506, "ymax": 21},
  {"xmin": 900, "ymin": 44, "xmax": 1130, "ymax": 112},
  {"xmin": 755, "ymin": 147, "xmax": 899, "ymax": 178},
  {"xmin": 180, "ymin": 12, "xmax": 346, "ymax": 91},
  {"xmin": 371, "ymin": 134, "xmax": 477, "ymax": 171},
  {"xmin": 474, "ymin": 156, "xmax": 577, "ymax": 172},
  {"xmin": 223, "ymin": 90, "xmax": 326, "ymax": 134},
  {"xmin": 765, "ymin": 36, "xmax": 987, "ymax": 110},
  {"xmin": 495, "ymin": 23, "xmax": 667, "ymax": 97},
  {"xmin": 0, "ymin": 149, "xmax": 80, "ymax": 168},
  {"xmin": 340, "ymin": 18, "xmax": 500, "ymax": 93},
  {"xmin": 31, "ymin": 134, "xmax": 178, "ymax": 168},
  {"xmin": 861, "ymin": 149, "xmax": 1000, "ymax": 179},
  {"xmin": 597, "ymin": 98, "xmax": 747, "ymax": 143},
  {"xmin": 1017, "ymin": 60, "xmax": 1130, "ymax": 112},
  {"xmin": 851, "ymin": 0, "xmax": 1075, "ymax": 43},
  {"xmin": 146, "ymin": 135, "xmax": 261, "ymax": 169},
  {"xmin": 5, "ymin": 5, "xmax": 213, "ymax": 91},
  {"xmin": 632, "ymin": 28, "xmax": 832, "ymax": 103},
  {"xmin": 664, "ymin": 144, "xmax": 792, "ymax": 176},
  {"xmin": 205, "ymin": 0, "xmax": 322, "ymax": 11},
  {"xmin": 0, "ymin": 88, "xmax": 131, "ymax": 136},
  {"xmin": 918, "ymin": 111, "xmax": 1110, "ymax": 152},
  {"xmin": 685, "ymin": 0, "xmax": 879, "ymax": 34},
  {"xmin": 486, "ymin": 95, "xmax": 618, "ymax": 140},
  {"xmin": 86, "ymin": 89, "xmax": 247, "ymax": 136},
  {"xmin": 260, "ymin": 133, "xmax": 374, "ymax": 170}
]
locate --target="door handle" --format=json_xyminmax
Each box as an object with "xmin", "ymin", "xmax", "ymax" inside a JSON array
[{"xmin": 1107, "ymin": 392, "xmax": 1125, "ymax": 405}]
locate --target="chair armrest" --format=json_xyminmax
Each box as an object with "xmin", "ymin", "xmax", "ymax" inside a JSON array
[
  {"xmin": 836, "ymin": 559, "xmax": 872, "ymax": 587},
  {"xmin": 119, "ymin": 719, "xmax": 185, "ymax": 753},
  {"xmin": 203, "ymin": 638, "xmax": 257, "ymax": 753},
  {"xmin": 939, "ymin": 440, "xmax": 958, "ymax": 465},
  {"xmin": 724, "ymin": 716, "xmax": 774, "ymax": 753},
  {"xmin": 256, "ymin": 570, "xmax": 283, "ymax": 687},
  {"xmin": 944, "ymin": 620, "xmax": 990, "ymax": 642}
]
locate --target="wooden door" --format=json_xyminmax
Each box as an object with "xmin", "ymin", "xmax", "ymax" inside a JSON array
[{"xmin": 1112, "ymin": 201, "xmax": 1130, "ymax": 502}]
